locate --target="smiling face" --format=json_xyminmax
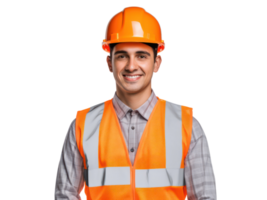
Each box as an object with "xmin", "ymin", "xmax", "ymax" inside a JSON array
[{"xmin": 107, "ymin": 42, "xmax": 162, "ymax": 96}]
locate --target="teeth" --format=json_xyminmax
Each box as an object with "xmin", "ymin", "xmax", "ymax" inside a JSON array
[{"xmin": 125, "ymin": 75, "xmax": 140, "ymax": 78}]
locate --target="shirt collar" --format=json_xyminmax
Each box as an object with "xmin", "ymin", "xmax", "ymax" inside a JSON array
[{"xmin": 112, "ymin": 89, "xmax": 158, "ymax": 121}]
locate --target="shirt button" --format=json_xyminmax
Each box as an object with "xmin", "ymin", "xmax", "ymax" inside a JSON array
[
  {"xmin": 131, "ymin": 126, "xmax": 135, "ymax": 130},
  {"xmin": 130, "ymin": 148, "xmax": 134, "ymax": 152}
]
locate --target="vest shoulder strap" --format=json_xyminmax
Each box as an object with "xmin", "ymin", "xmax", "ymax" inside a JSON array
[
  {"xmin": 181, "ymin": 105, "xmax": 193, "ymax": 167},
  {"xmin": 75, "ymin": 107, "xmax": 90, "ymax": 169}
]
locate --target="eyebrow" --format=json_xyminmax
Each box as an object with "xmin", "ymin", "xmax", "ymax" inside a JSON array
[{"xmin": 114, "ymin": 50, "xmax": 151, "ymax": 56}]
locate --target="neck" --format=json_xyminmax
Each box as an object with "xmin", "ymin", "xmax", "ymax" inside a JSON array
[{"xmin": 116, "ymin": 84, "xmax": 152, "ymax": 110}]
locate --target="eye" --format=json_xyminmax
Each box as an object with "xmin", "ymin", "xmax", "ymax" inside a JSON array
[
  {"xmin": 138, "ymin": 55, "xmax": 147, "ymax": 59},
  {"xmin": 116, "ymin": 55, "xmax": 126, "ymax": 59}
]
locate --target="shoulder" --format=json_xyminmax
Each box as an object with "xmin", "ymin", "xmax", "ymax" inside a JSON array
[
  {"xmin": 77, "ymin": 101, "xmax": 107, "ymax": 114},
  {"xmin": 191, "ymin": 116, "xmax": 206, "ymax": 143},
  {"xmin": 70, "ymin": 118, "xmax": 76, "ymax": 128}
]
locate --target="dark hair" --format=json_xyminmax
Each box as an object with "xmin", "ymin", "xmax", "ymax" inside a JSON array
[{"xmin": 109, "ymin": 43, "xmax": 158, "ymax": 62}]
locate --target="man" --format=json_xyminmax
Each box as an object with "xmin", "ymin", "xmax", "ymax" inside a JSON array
[{"xmin": 55, "ymin": 7, "xmax": 216, "ymax": 200}]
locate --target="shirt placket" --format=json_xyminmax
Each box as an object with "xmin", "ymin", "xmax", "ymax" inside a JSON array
[{"xmin": 128, "ymin": 110, "xmax": 137, "ymax": 165}]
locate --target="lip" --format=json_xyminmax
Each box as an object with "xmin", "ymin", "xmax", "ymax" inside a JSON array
[{"xmin": 123, "ymin": 74, "xmax": 143, "ymax": 82}]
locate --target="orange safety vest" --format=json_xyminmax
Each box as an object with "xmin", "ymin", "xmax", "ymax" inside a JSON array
[{"xmin": 75, "ymin": 97, "xmax": 192, "ymax": 200}]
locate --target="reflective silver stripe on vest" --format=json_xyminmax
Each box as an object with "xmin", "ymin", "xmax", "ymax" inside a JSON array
[
  {"xmin": 135, "ymin": 168, "xmax": 185, "ymax": 188},
  {"xmin": 82, "ymin": 101, "xmax": 185, "ymax": 188},
  {"xmin": 88, "ymin": 167, "xmax": 131, "ymax": 187}
]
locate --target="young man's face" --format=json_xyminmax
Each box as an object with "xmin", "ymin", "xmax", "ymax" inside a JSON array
[{"xmin": 107, "ymin": 42, "xmax": 162, "ymax": 95}]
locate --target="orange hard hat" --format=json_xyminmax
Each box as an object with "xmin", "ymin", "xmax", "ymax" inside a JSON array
[{"xmin": 102, "ymin": 7, "xmax": 165, "ymax": 53}]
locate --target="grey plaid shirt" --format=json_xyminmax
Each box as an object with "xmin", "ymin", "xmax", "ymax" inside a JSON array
[{"xmin": 55, "ymin": 90, "xmax": 216, "ymax": 200}]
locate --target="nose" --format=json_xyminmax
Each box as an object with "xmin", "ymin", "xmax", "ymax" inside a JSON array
[{"xmin": 125, "ymin": 55, "xmax": 138, "ymax": 72}]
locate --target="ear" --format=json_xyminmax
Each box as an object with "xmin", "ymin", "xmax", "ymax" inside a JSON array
[
  {"xmin": 107, "ymin": 56, "xmax": 113, "ymax": 72},
  {"xmin": 153, "ymin": 55, "xmax": 162, "ymax": 73}
]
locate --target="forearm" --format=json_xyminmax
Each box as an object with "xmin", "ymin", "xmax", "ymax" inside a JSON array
[
  {"xmin": 55, "ymin": 119, "xmax": 85, "ymax": 200},
  {"xmin": 185, "ymin": 117, "xmax": 217, "ymax": 200}
]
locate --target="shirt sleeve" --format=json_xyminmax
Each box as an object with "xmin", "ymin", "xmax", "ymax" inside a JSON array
[
  {"xmin": 184, "ymin": 117, "xmax": 217, "ymax": 200},
  {"xmin": 55, "ymin": 119, "xmax": 85, "ymax": 200}
]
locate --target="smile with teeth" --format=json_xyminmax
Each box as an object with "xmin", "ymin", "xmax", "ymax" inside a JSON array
[
  {"xmin": 125, "ymin": 75, "xmax": 141, "ymax": 78},
  {"xmin": 123, "ymin": 75, "xmax": 142, "ymax": 82}
]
